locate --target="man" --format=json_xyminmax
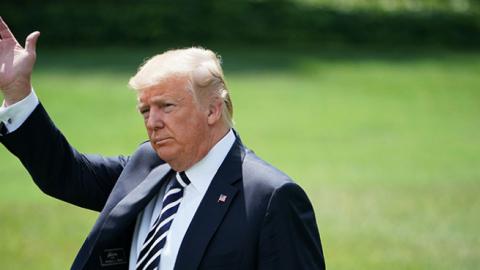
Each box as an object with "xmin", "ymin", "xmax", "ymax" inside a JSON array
[{"xmin": 0, "ymin": 17, "xmax": 325, "ymax": 270}]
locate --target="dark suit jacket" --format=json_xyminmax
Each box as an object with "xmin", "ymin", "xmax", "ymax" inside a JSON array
[{"xmin": 0, "ymin": 104, "xmax": 325, "ymax": 270}]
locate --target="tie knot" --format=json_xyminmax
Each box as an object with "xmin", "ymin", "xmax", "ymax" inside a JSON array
[{"xmin": 177, "ymin": 171, "xmax": 191, "ymax": 188}]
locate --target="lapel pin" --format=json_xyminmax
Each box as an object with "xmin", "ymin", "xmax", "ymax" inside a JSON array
[{"xmin": 218, "ymin": 194, "xmax": 227, "ymax": 203}]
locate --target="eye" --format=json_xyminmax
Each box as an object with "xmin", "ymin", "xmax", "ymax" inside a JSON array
[
  {"xmin": 163, "ymin": 103, "xmax": 175, "ymax": 113},
  {"xmin": 140, "ymin": 108, "xmax": 150, "ymax": 118}
]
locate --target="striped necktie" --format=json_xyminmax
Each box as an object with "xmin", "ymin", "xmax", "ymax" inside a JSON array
[
  {"xmin": 136, "ymin": 171, "xmax": 191, "ymax": 270},
  {"xmin": 0, "ymin": 122, "xmax": 8, "ymax": 135}
]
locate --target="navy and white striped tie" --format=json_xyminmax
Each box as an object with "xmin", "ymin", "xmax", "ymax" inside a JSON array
[{"xmin": 136, "ymin": 171, "xmax": 191, "ymax": 270}]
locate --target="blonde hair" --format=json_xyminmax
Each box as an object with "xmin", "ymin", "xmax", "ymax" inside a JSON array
[{"xmin": 129, "ymin": 47, "xmax": 234, "ymax": 128}]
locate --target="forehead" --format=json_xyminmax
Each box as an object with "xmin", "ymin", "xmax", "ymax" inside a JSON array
[{"xmin": 138, "ymin": 76, "xmax": 191, "ymax": 102}]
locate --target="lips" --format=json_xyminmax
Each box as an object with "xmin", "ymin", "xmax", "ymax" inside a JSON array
[{"xmin": 152, "ymin": 138, "xmax": 171, "ymax": 145}]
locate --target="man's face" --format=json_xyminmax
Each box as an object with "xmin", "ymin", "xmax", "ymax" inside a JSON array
[{"xmin": 137, "ymin": 76, "xmax": 211, "ymax": 171}]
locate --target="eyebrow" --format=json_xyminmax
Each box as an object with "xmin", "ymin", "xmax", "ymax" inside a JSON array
[
  {"xmin": 151, "ymin": 96, "xmax": 179, "ymax": 103},
  {"xmin": 137, "ymin": 96, "xmax": 185, "ymax": 111}
]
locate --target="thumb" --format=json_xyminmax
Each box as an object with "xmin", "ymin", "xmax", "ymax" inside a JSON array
[{"xmin": 25, "ymin": 31, "xmax": 40, "ymax": 53}]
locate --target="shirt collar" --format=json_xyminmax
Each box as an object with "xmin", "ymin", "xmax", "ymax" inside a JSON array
[{"xmin": 183, "ymin": 129, "xmax": 236, "ymax": 194}]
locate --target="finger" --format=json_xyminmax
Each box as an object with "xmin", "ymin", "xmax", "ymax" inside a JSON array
[
  {"xmin": 25, "ymin": 31, "xmax": 40, "ymax": 53},
  {"xmin": 0, "ymin": 16, "xmax": 18, "ymax": 42}
]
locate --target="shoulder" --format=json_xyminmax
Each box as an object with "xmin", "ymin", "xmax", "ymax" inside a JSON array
[
  {"xmin": 239, "ymin": 146, "xmax": 316, "ymax": 230},
  {"xmin": 240, "ymin": 147, "xmax": 307, "ymax": 204},
  {"xmin": 242, "ymin": 147, "xmax": 294, "ymax": 189}
]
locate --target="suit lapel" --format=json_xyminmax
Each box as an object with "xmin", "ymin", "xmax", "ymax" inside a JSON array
[
  {"xmin": 102, "ymin": 163, "xmax": 172, "ymax": 233},
  {"xmin": 73, "ymin": 143, "xmax": 171, "ymax": 269},
  {"xmin": 174, "ymin": 139, "xmax": 245, "ymax": 270}
]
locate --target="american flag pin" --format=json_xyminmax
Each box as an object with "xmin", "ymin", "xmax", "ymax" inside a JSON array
[{"xmin": 218, "ymin": 194, "xmax": 227, "ymax": 203}]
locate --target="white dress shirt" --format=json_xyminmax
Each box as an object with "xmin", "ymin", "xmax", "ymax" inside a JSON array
[
  {"xmin": 129, "ymin": 129, "xmax": 236, "ymax": 270},
  {"xmin": 0, "ymin": 90, "xmax": 39, "ymax": 133}
]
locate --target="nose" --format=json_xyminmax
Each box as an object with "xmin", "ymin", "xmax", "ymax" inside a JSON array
[{"xmin": 146, "ymin": 107, "xmax": 165, "ymax": 131}]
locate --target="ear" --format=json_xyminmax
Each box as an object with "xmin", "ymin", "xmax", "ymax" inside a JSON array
[{"xmin": 207, "ymin": 96, "xmax": 223, "ymax": 125}]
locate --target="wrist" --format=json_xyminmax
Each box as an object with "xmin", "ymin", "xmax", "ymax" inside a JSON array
[{"xmin": 2, "ymin": 80, "xmax": 32, "ymax": 107}]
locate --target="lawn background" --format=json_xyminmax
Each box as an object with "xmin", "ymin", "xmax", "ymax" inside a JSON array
[{"xmin": 0, "ymin": 47, "xmax": 479, "ymax": 269}]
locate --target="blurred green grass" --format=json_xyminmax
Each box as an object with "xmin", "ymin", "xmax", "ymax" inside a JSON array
[{"xmin": 0, "ymin": 47, "xmax": 479, "ymax": 269}]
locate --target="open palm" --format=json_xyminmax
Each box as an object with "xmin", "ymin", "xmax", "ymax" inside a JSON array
[{"xmin": 0, "ymin": 17, "xmax": 40, "ymax": 105}]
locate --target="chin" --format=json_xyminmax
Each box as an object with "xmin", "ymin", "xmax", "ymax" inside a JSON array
[{"xmin": 154, "ymin": 148, "xmax": 175, "ymax": 162}]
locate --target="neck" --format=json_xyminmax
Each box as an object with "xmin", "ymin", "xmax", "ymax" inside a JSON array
[{"xmin": 209, "ymin": 125, "xmax": 231, "ymax": 151}]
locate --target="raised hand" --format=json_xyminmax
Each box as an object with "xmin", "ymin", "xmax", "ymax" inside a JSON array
[{"xmin": 0, "ymin": 17, "xmax": 40, "ymax": 106}]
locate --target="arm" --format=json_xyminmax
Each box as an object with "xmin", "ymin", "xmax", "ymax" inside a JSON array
[
  {"xmin": 0, "ymin": 89, "xmax": 39, "ymax": 133},
  {"xmin": 257, "ymin": 182, "xmax": 326, "ymax": 270},
  {"xmin": 1, "ymin": 102, "xmax": 129, "ymax": 211},
  {"xmin": 0, "ymin": 18, "xmax": 127, "ymax": 211}
]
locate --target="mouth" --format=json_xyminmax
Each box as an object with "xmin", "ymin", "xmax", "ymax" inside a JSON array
[{"xmin": 152, "ymin": 138, "xmax": 172, "ymax": 146}]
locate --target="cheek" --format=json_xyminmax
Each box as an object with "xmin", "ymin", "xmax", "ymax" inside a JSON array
[
  {"xmin": 186, "ymin": 117, "xmax": 209, "ymax": 140},
  {"xmin": 145, "ymin": 124, "xmax": 153, "ymax": 137}
]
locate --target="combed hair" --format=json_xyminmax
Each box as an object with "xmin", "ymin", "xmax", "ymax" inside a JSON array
[{"xmin": 129, "ymin": 47, "xmax": 234, "ymax": 128}]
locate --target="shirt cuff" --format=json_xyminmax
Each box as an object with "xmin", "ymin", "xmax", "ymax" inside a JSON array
[{"xmin": 0, "ymin": 90, "xmax": 39, "ymax": 134}]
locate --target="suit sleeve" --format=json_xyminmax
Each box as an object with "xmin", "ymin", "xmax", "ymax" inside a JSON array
[
  {"xmin": 0, "ymin": 103, "xmax": 128, "ymax": 212},
  {"xmin": 257, "ymin": 182, "xmax": 326, "ymax": 270}
]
